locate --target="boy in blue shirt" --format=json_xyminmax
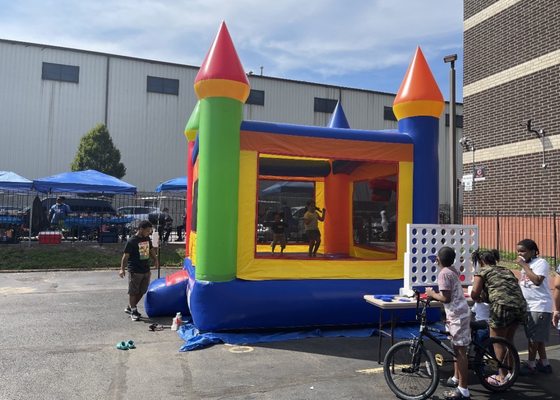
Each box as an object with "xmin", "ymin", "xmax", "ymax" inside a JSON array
[{"xmin": 48, "ymin": 196, "xmax": 71, "ymax": 230}]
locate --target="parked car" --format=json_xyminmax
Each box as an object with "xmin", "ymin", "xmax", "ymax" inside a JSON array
[
  {"xmin": 257, "ymin": 206, "xmax": 308, "ymax": 244},
  {"xmin": 32, "ymin": 198, "xmax": 118, "ymax": 239},
  {"xmin": 117, "ymin": 206, "xmax": 160, "ymax": 229},
  {"xmin": 0, "ymin": 205, "xmax": 23, "ymax": 215},
  {"xmin": 256, "ymin": 223, "xmax": 270, "ymax": 243},
  {"xmin": 41, "ymin": 198, "xmax": 116, "ymax": 216}
]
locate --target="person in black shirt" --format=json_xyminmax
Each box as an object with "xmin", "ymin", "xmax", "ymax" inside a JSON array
[
  {"xmin": 119, "ymin": 220, "xmax": 159, "ymax": 321},
  {"xmin": 270, "ymin": 213, "xmax": 288, "ymax": 254},
  {"xmin": 176, "ymin": 214, "xmax": 186, "ymax": 242},
  {"xmin": 157, "ymin": 208, "xmax": 173, "ymax": 244}
]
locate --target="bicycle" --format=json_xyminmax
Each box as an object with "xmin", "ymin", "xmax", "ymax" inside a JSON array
[{"xmin": 383, "ymin": 292, "xmax": 520, "ymax": 400}]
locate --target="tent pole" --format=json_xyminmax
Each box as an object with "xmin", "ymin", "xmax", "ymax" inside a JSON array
[
  {"xmin": 28, "ymin": 192, "xmax": 33, "ymax": 247},
  {"xmin": 157, "ymin": 192, "xmax": 161, "ymax": 279}
]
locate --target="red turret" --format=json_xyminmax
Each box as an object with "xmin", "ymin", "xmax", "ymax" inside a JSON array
[{"xmin": 194, "ymin": 22, "xmax": 250, "ymax": 102}]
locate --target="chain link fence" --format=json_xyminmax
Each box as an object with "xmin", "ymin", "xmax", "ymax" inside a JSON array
[{"xmin": 0, "ymin": 190, "xmax": 185, "ymax": 244}]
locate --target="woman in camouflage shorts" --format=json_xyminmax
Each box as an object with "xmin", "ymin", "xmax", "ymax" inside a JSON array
[
  {"xmin": 470, "ymin": 249, "xmax": 527, "ymax": 384},
  {"xmin": 471, "ymin": 250, "xmax": 526, "ymax": 338}
]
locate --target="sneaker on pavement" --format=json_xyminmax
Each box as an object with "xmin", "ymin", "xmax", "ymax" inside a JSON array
[
  {"xmin": 443, "ymin": 388, "xmax": 470, "ymax": 400},
  {"xmin": 536, "ymin": 361, "xmax": 553, "ymax": 374},
  {"xmin": 443, "ymin": 377, "xmax": 458, "ymax": 388},
  {"xmin": 130, "ymin": 309, "xmax": 142, "ymax": 321},
  {"xmin": 519, "ymin": 363, "xmax": 537, "ymax": 376},
  {"xmin": 124, "ymin": 305, "xmax": 132, "ymax": 314}
]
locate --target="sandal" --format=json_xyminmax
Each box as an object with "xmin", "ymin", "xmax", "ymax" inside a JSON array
[
  {"xmin": 149, "ymin": 323, "xmax": 164, "ymax": 331},
  {"xmin": 485, "ymin": 374, "xmax": 504, "ymax": 386},
  {"xmin": 116, "ymin": 341, "xmax": 129, "ymax": 350},
  {"xmin": 126, "ymin": 340, "xmax": 136, "ymax": 349}
]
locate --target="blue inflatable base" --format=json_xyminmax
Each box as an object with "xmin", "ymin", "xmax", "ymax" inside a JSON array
[
  {"xmin": 185, "ymin": 260, "xmax": 439, "ymax": 331},
  {"xmin": 145, "ymin": 270, "xmax": 190, "ymax": 318}
]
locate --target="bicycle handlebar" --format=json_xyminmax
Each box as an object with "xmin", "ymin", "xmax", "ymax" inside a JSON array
[{"xmin": 414, "ymin": 290, "xmax": 432, "ymax": 320}]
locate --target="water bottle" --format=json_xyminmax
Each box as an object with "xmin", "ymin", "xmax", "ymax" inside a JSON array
[{"xmin": 171, "ymin": 312, "xmax": 182, "ymax": 331}]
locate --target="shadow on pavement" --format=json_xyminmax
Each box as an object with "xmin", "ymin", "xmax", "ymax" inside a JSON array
[{"xmin": 252, "ymin": 336, "xmax": 378, "ymax": 362}]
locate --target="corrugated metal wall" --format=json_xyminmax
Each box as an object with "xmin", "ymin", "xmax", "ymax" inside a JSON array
[
  {"xmin": 0, "ymin": 42, "xmax": 106, "ymax": 177},
  {"xmin": 0, "ymin": 40, "xmax": 461, "ymax": 200},
  {"xmin": 106, "ymin": 58, "xmax": 197, "ymax": 190}
]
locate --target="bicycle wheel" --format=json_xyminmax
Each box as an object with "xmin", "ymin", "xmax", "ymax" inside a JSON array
[
  {"xmin": 474, "ymin": 336, "xmax": 520, "ymax": 392},
  {"xmin": 383, "ymin": 340, "xmax": 439, "ymax": 400}
]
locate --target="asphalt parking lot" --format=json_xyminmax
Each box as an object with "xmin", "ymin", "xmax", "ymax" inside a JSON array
[{"xmin": 1, "ymin": 269, "xmax": 560, "ymax": 400}]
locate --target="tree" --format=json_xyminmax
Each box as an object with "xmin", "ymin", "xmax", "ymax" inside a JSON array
[{"xmin": 71, "ymin": 123, "xmax": 126, "ymax": 178}]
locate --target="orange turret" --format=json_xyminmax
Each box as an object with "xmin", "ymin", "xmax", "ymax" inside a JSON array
[{"xmin": 393, "ymin": 47, "xmax": 444, "ymax": 120}]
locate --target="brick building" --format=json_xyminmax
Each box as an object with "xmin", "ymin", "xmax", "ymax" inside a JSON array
[{"xmin": 462, "ymin": 0, "xmax": 560, "ymax": 215}]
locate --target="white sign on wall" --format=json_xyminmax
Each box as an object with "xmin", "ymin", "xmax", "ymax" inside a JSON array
[{"xmin": 462, "ymin": 174, "xmax": 473, "ymax": 192}]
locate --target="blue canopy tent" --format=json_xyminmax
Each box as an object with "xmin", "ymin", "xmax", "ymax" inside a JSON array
[
  {"xmin": 260, "ymin": 181, "xmax": 314, "ymax": 196},
  {"xmin": 33, "ymin": 170, "xmax": 137, "ymax": 194},
  {"xmin": 155, "ymin": 176, "xmax": 187, "ymax": 192},
  {"xmin": 31, "ymin": 170, "xmax": 136, "ymax": 244},
  {"xmin": 0, "ymin": 171, "xmax": 33, "ymax": 191},
  {"xmin": 0, "ymin": 171, "xmax": 33, "ymax": 243}
]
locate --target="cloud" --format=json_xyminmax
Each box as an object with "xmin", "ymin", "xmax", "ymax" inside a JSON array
[{"xmin": 0, "ymin": 0, "xmax": 463, "ymax": 92}]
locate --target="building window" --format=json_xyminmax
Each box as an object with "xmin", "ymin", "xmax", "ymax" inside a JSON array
[
  {"xmin": 314, "ymin": 97, "xmax": 337, "ymax": 113},
  {"xmin": 445, "ymin": 113, "xmax": 464, "ymax": 128},
  {"xmin": 247, "ymin": 89, "xmax": 265, "ymax": 106},
  {"xmin": 383, "ymin": 106, "xmax": 397, "ymax": 121},
  {"xmin": 42, "ymin": 62, "xmax": 79, "ymax": 83},
  {"xmin": 147, "ymin": 76, "xmax": 179, "ymax": 95}
]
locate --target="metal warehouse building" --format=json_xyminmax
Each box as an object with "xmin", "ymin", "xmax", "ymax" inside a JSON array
[{"xmin": 0, "ymin": 39, "xmax": 462, "ymax": 208}]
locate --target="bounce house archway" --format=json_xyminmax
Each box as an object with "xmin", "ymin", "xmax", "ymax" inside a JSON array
[{"xmin": 147, "ymin": 22, "xmax": 445, "ymax": 331}]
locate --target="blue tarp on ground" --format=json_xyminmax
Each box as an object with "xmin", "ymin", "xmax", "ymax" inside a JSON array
[
  {"xmin": 155, "ymin": 176, "xmax": 187, "ymax": 192},
  {"xmin": 33, "ymin": 170, "xmax": 136, "ymax": 194},
  {"xmin": 0, "ymin": 171, "xmax": 33, "ymax": 191},
  {"xmin": 177, "ymin": 318, "xmax": 448, "ymax": 351}
]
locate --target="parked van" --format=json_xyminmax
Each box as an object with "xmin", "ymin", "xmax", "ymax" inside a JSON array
[
  {"xmin": 136, "ymin": 195, "xmax": 185, "ymax": 231},
  {"xmin": 117, "ymin": 206, "xmax": 160, "ymax": 229}
]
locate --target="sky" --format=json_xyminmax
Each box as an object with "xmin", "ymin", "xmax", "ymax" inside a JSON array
[{"xmin": 0, "ymin": 0, "xmax": 464, "ymax": 101}]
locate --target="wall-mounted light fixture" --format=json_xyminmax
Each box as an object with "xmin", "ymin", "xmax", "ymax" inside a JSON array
[{"xmin": 525, "ymin": 119, "xmax": 547, "ymax": 168}]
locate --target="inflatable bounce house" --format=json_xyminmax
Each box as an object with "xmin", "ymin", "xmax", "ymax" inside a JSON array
[{"xmin": 146, "ymin": 22, "xmax": 447, "ymax": 331}]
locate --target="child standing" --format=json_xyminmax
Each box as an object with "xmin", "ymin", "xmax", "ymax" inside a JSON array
[
  {"xmin": 517, "ymin": 238, "xmax": 553, "ymax": 374},
  {"xmin": 270, "ymin": 213, "xmax": 288, "ymax": 254},
  {"xmin": 426, "ymin": 246, "xmax": 471, "ymax": 400},
  {"xmin": 303, "ymin": 200, "xmax": 325, "ymax": 257},
  {"xmin": 554, "ymin": 263, "xmax": 560, "ymax": 327},
  {"xmin": 119, "ymin": 220, "xmax": 159, "ymax": 321}
]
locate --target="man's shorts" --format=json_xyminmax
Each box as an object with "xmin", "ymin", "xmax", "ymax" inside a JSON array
[
  {"xmin": 272, "ymin": 233, "xmax": 286, "ymax": 247},
  {"xmin": 489, "ymin": 303, "xmax": 526, "ymax": 329},
  {"xmin": 128, "ymin": 271, "xmax": 151, "ymax": 295},
  {"xmin": 306, "ymin": 230, "xmax": 321, "ymax": 241},
  {"xmin": 524, "ymin": 311, "xmax": 552, "ymax": 343},
  {"xmin": 446, "ymin": 317, "xmax": 471, "ymax": 347}
]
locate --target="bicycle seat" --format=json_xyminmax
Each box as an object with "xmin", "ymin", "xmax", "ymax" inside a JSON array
[{"xmin": 470, "ymin": 320, "xmax": 489, "ymax": 331}]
